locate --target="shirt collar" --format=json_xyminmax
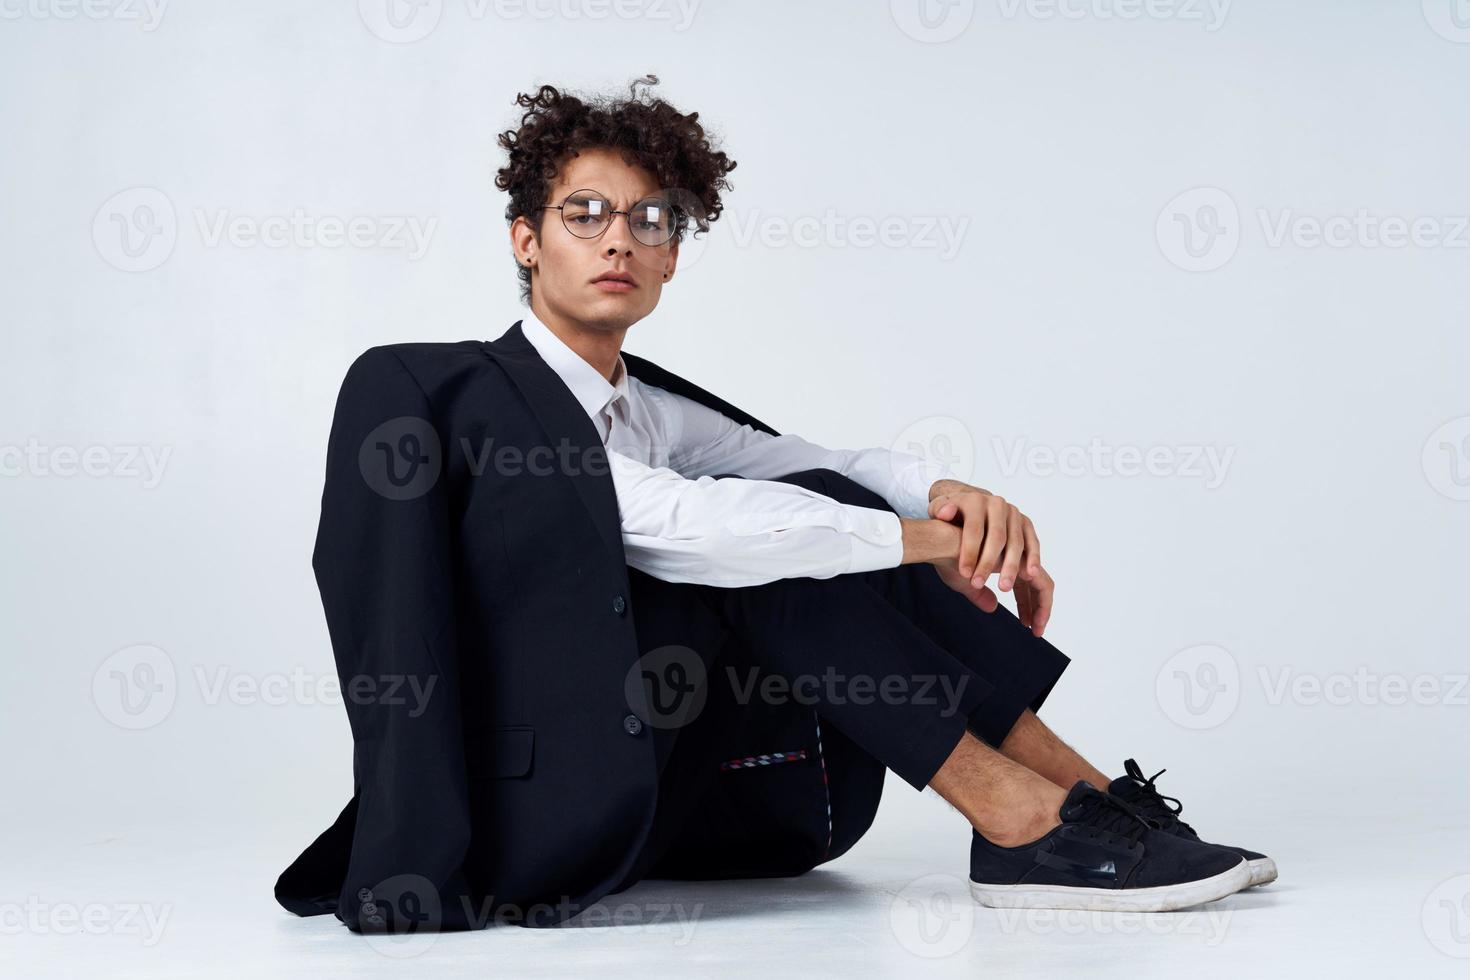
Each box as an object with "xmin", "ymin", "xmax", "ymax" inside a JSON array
[{"xmin": 519, "ymin": 309, "xmax": 630, "ymax": 420}]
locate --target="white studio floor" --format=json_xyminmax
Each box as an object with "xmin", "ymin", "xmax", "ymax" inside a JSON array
[{"xmin": 6, "ymin": 791, "xmax": 1467, "ymax": 980}]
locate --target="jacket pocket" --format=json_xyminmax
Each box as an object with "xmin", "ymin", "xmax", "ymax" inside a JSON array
[{"xmin": 466, "ymin": 725, "xmax": 534, "ymax": 779}]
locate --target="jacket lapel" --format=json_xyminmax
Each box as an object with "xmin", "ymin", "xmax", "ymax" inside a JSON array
[{"xmin": 480, "ymin": 319, "xmax": 784, "ymax": 567}]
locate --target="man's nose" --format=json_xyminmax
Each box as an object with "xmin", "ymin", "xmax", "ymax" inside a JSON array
[{"xmin": 601, "ymin": 212, "xmax": 636, "ymax": 253}]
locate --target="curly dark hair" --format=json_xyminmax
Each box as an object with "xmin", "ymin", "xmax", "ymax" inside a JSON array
[{"xmin": 495, "ymin": 79, "xmax": 737, "ymax": 303}]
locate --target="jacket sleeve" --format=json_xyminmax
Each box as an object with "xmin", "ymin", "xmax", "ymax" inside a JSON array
[{"xmin": 311, "ymin": 346, "xmax": 478, "ymax": 933}]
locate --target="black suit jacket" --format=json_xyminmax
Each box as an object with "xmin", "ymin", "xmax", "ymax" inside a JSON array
[{"xmin": 274, "ymin": 320, "xmax": 885, "ymax": 932}]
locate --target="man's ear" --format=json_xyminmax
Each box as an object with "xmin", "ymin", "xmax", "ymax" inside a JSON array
[
  {"xmin": 662, "ymin": 238, "xmax": 679, "ymax": 283},
  {"xmin": 510, "ymin": 215, "xmax": 539, "ymax": 267}
]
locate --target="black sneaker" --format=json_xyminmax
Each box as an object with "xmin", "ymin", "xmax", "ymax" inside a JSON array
[
  {"xmin": 969, "ymin": 781, "xmax": 1250, "ymax": 912},
  {"xmin": 1109, "ymin": 759, "xmax": 1278, "ymax": 888}
]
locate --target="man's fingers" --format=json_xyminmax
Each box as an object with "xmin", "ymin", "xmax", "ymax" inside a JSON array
[
  {"xmin": 998, "ymin": 506, "xmax": 1025, "ymax": 592},
  {"xmin": 1021, "ymin": 517, "xmax": 1041, "ymax": 580},
  {"xmin": 1032, "ymin": 568, "xmax": 1055, "ymax": 636},
  {"xmin": 973, "ymin": 584, "xmax": 998, "ymax": 613},
  {"xmin": 972, "ymin": 497, "xmax": 1007, "ymax": 586},
  {"xmin": 928, "ymin": 496, "xmax": 957, "ymax": 521},
  {"xmin": 1015, "ymin": 579, "xmax": 1034, "ymax": 627},
  {"xmin": 959, "ymin": 500, "xmax": 985, "ymax": 578}
]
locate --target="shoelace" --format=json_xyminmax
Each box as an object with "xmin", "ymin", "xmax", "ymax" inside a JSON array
[
  {"xmin": 1121, "ymin": 758, "xmax": 1197, "ymax": 836},
  {"xmin": 1068, "ymin": 785, "xmax": 1153, "ymax": 846}
]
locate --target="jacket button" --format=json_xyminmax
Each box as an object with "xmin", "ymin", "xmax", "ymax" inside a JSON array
[
  {"xmin": 612, "ymin": 594, "xmax": 627, "ymax": 615},
  {"xmin": 357, "ymin": 887, "xmax": 373, "ymax": 902},
  {"xmin": 623, "ymin": 714, "xmax": 644, "ymax": 736}
]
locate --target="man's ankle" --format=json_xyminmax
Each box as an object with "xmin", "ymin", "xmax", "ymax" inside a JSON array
[{"xmin": 977, "ymin": 802, "xmax": 1062, "ymax": 848}]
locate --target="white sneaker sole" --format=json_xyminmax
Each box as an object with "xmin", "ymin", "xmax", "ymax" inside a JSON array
[
  {"xmin": 970, "ymin": 858, "xmax": 1251, "ymax": 913},
  {"xmin": 1246, "ymin": 857, "xmax": 1277, "ymax": 887}
]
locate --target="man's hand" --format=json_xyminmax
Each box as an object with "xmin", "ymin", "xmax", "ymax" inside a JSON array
[{"xmin": 927, "ymin": 479, "xmax": 1055, "ymax": 637}]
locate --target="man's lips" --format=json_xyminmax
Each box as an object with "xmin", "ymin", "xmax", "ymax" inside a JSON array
[{"xmin": 592, "ymin": 272, "xmax": 637, "ymax": 292}]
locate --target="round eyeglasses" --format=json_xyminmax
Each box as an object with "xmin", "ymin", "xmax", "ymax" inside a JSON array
[{"xmin": 542, "ymin": 189, "xmax": 679, "ymax": 247}]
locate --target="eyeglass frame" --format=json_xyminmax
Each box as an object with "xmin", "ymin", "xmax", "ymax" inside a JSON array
[{"xmin": 539, "ymin": 188, "xmax": 683, "ymax": 247}]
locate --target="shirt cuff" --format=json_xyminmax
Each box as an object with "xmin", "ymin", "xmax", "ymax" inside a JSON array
[
  {"xmin": 845, "ymin": 508, "xmax": 904, "ymax": 574},
  {"xmin": 894, "ymin": 457, "xmax": 961, "ymax": 519}
]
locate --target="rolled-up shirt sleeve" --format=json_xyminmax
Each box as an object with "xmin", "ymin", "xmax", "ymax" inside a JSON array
[
  {"xmin": 610, "ymin": 449, "xmax": 903, "ymax": 588},
  {"xmin": 654, "ymin": 387, "xmax": 959, "ymax": 520}
]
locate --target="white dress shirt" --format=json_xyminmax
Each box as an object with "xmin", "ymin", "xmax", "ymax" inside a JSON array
[{"xmin": 518, "ymin": 311, "xmax": 957, "ymax": 588}]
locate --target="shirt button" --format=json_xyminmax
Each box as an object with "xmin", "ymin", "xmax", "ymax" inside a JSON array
[
  {"xmin": 623, "ymin": 714, "xmax": 644, "ymax": 736},
  {"xmin": 612, "ymin": 594, "xmax": 627, "ymax": 615}
]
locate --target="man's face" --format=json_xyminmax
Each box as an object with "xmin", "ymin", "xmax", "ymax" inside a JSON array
[{"xmin": 513, "ymin": 146, "xmax": 679, "ymax": 332}]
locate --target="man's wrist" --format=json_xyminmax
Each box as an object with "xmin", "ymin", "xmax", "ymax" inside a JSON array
[
  {"xmin": 899, "ymin": 517, "xmax": 961, "ymax": 565},
  {"xmin": 928, "ymin": 477, "xmax": 989, "ymax": 503}
]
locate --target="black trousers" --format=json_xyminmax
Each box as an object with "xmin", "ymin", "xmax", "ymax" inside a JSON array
[{"xmin": 614, "ymin": 468, "xmax": 1071, "ymax": 890}]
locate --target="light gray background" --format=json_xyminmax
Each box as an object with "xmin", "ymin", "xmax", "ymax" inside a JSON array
[{"xmin": 2, "ymin": 1, "xmax": 1467, "ymax": 976}]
